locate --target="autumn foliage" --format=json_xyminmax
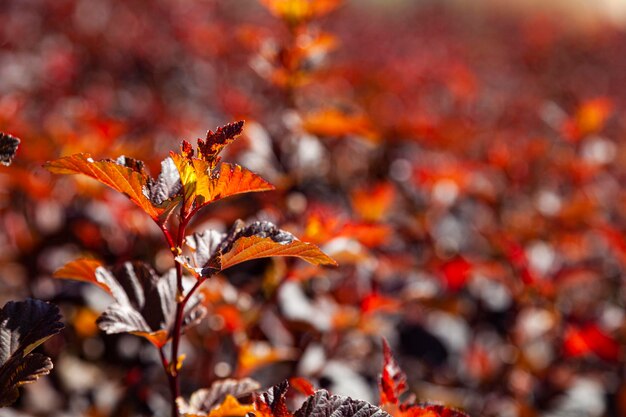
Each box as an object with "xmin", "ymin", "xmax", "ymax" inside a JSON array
[{"xmin": 2, "ymin": 0, "xmax": 626, "ymax": 416}]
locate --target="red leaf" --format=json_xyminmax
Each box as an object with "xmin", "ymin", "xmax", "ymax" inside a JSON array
[
  {"xmin": 289, "ymin": 377, "xmax": 316, "ymax": 396},
  {"xmin": 563, "ymin": 324, "xmax": 621, "ymax": 362},
  {"xmin": 379, "ymin": 339, "xmax": 408, "ymax": 407}
]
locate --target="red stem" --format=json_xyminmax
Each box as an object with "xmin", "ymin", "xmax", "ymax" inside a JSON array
[{"xmin": 165, "ymin": 210, "xmax": 204, "ymax": 417}]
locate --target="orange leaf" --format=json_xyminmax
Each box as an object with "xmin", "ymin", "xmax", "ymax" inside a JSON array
[
  {"xmin": 45, "ymin": 153, "xmax": 162, "ymax": 220},
  {"xmin": 351, "ymin": 182, "xmax": 396, "ymax": 222},
  {"xmin": 238, "ymin": 342, "xmax": 297, "ymax": 376},
  {"xmin": 53, "ymin": 258, "xmax": 108, "ymax": 292},
  {"xmin": 196, "ymin": 162, "xmax": 274, "ymax": 205},
  {"xmin": 217, "ymin": 235, "xmax": 337, "ymax": 271},
  {"xmin": 259, "ymin": 0, "xmax": 341, "ymax": 22},
  {"xmin": 183, "ymin": 395, "xmax": 254, "ymax": 417},
  {"xmin": 302, "ymin": 108, "xmax": 378, "ymax": 142}
]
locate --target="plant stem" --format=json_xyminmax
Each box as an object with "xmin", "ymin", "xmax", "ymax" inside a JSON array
[{"xmin": 165, "ymin": 212, "xmax": 202, "ymax": 417}]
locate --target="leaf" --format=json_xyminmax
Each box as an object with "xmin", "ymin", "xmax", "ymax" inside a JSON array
[
  {"xmin": 178, "ymin": 378, "xmax": 260, "ymax": 416},
  {"xmin": 302, "ymin": 108, "xmax": 378, "ymax": 142},
  {"xmin": 377, "ymin": 342, "xmax": 470, "ymax": 417},
  {"xmin": 395, "ymin": 404, "xmax": 471, "ymax": 417},
  {"xmin": 53, "ymin": 258, "xmax": 108, "ymax": 292},
  {"xmin": 0, "ymin": 133, "xmax": 20, "ymax": 166},
  {"xmin": 54, "ymin": 260, "xmax": 205, "ymax": 348},
  {"xmin": 379, "ymin": 339, "xmax": 408, "ymax": 407},
  {"xmin": 0, "ymin": 299, "xmax": 64, "ymax": 407},
  {"xmin": 563, "ymin": 323, "xmax": 621, "ymax": 362},
  {"xmin": 254, "ymin": 380, "xmax": 293, "ymax": 417},
  {"xmin": 259, "ymin": 0, "xmax": 341, "ymax": 22},
  {"xmin": 195, "ymin": 162, "xmax": 275, "ymax": 205},
  {"xmin": 145, "ymin": 157, "xmax": 183, "ymax": 205},
  {"xmin": 178, "ymin": 221, "xmax": 337, "ymax": 277},
  {"xmin": 294, "ymin": 389, "xmax": 390, "ymax": 417},
  {"xmin": 171, "ymin": 151, "xmax": 199, "ymax": 216},
  {"xmin": 238, "ymin": 341, "xmax": 297, "ymax": 376},
  {"xmin": 44, "ymin": 153, "xmax": 180, "ymax": 223},
  {"xmin": 170, "ymin": 124, "xmax": 273, "ymax": 217},
  {"xmin": 289, "ymin": 377, "xmax": 315, "ymax": 396},
  {"xmin": 198, "ymin": 121, "xmax": 244, "ymax": 166}
]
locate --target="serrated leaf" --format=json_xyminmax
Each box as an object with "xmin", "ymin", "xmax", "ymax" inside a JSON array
[
  {"xmin": 254, "ymin": 380, "xmax": 293, "ymax": 417},
  {"xmin": 198, "ymin": 121, "xmax": 244, "ymax": 165},
  {"xmin": 213, "ymin": 221, "xmax": 337, "ymax": 271},
  {"xmin": 45, "ymin": 153, "xmax": 163, "ymax": 220},
  {"xmin": 170, "ymin": 123, "xmax": 273, "ymax": 217},
  {"xmin": 179, "ymin": 378, "xmax": 260, "ymax": 416},
  {"xmin": 54, "ymin": 260, "xmax": 205, "ymax": 348},
  {"xmin": 196, "ymin": 162, "xmax": 274, "ymax": 205},
  {"xmin": 294, "ymin": 390, "xmax": 390, "ymax": 417},
  {"xmin": 0, "ymin": 133, "xmax": 20, "ymax": 166},
  {"xmin": 379, "ymin": 339, "xmax": 408, "ymax": 407},
  {"xmin": 178, "ymin": 221, "xmax": 337, "ymax": 277},
  {"xmin": 0, "ymin": 299, "xmax": 64, "ymax": 407}
]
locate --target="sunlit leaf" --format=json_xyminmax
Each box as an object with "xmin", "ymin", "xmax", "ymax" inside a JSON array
[
  {"xmin": 259, "ymin": 0, "xmax": 341, "ymax": 22},
  {"xmin": 0, "ymin": 299, "xmax": 64, "ymax": 407},
  {"xmin": 45, "ymin": 153, "xmax": 180, "ymax": 223},
  {"xmin": 195, "ymin": 162, "xmax": 274, "ymax": 205},
  {"xmin": 238, "ymin": 341, "xmax": 297, "ymax": 376},
  {"xmin": 215, "ymin": 224, "xmax": 337, "ymax": 271},
  {"xmin": 302, "ymin": 108, "xmax": 378, "ymax": 142},
  {"xmin": 169, "ymin": 122, "xmax": 273, "ymax": 217},
  {"xmin": 53, "ymin": 258, "xmax": 108, "ymax": 291},
  {"xmin": 178, "ymin": 378, "xmax": 260, "ymax": 416},
  {"xmin": 178, "ymin": 221, "xmax": 337, "ymax": 276},
  {"xmin": 0, "ymin": 133, "xmax": 20, "ymax": 166},
  {"xmin": 171, "ymin": 151, "xmax": 198, "ymax": 216},
  {"xmin": 351, "ymin": 183, "xmax": 396, "ymax": 222}
]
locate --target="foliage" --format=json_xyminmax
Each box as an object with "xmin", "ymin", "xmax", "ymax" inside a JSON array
[{"xmin": 1, "ymin": 0, "xmax": 626, "ymax": 416}]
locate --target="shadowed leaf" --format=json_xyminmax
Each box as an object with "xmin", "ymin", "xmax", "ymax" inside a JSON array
[
  {"xmin": 0, "ymin": 133, "xmax": 20, "ymax": 166},
  {"xmin": 54, "ymin": 260, "xmax": 205, "ymax": 347},
  {"xmin": 0, "ymin": 299, "xmax": 64, "ymax": 407},
  {"xmin": 294, "ymin": 390, "xmax": 390, "ymax": 417}
]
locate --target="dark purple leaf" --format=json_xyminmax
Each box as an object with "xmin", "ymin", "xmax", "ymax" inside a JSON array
[
  {"xmin": 0, "ymin": 299, "xmax": 63, "ymax": 407},
  {"xmin": 0, "ymin": 133, "xmax": 20, "ymax": 166}
]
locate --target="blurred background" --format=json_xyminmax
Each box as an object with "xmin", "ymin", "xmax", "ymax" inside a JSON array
[{"xmin": 2, "ymin": 0, "xmax": 626, "ymax": 416}]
